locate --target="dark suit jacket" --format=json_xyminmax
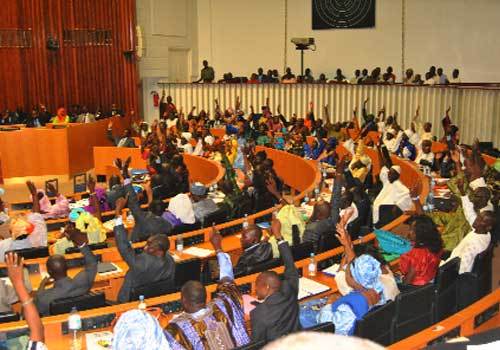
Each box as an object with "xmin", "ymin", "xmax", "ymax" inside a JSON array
[
  {"xmin": 35, "ymin": 245, "xmax": 98, "ymax": 316},
  {"xmin": 126, "ymin": 183, "xmax": 172, "ymax": 241},
  {"xmin": 234, "ymin": 242, "xmax": 273, "ymax": 276},
  {"xmin": 106, "ymin": 129, "xmax": 136, "ymax": 148},
  {"xmin": 250, "ymin": 241, "xmax": 300, "ymax": 342},
  {"xmin": 302, "ymin": 176, "xmax": 342, "ymax": 251},
  {"xmin": 115, "ymin": 224, "xmax": 175, "ymax": 303}
]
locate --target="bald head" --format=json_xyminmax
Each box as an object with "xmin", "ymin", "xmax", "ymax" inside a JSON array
[
  {"xmin": 255, "ymin": 271, "xmax": 282, "ymax": 300},
  {"xmin": 240, "ymin": 224, "xmax": 263, "ymax": 249},
  {"xmin": 46, "ymin": 255, "xmax": 68, "ymax": 280},
  {"xmin": 181, "ymin": 280, "xmax": 207, "ymax": 313},
  {"xmin": 473, "ymin": 210, "xmax": 496, "ymax": 234}
]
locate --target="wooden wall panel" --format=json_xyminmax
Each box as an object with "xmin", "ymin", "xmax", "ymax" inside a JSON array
[{"xmin": 0, "ymin": 0, "xmax": 138, "ymax": 115}]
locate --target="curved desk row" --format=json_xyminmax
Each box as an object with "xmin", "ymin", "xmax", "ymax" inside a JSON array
[{"xmin": 0, "ymin": 144, "xmax": 434, "ymax": 349}]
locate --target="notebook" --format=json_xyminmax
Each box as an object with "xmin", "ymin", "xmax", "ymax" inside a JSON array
[
  {"xmin": 298, "ymin": 277, "xmax": 330, "ymax": 300},
  {"xmin": 182, "ymin": 247, "xmax": 214, "ymax": 258},
  {"xmin": 97, "ymin": 262, "xmax": 119, "ymax": 274}
]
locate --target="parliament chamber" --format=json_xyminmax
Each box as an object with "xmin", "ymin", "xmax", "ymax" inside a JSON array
[{"xmin": 0, "ymin": 1, "xmax": 499, "ymax": 349}]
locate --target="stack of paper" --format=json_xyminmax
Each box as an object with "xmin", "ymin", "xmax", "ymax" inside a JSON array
[
  {"xmin": 298, "ymin": 277, "xmax": 330, "ymax": 300},
  {"xmin": 183, "ymin": 247, "xmax": 214, "ymax": 258}
]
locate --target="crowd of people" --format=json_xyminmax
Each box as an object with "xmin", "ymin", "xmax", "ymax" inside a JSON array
[
  {"xmin": 0, "ymin": 103, "xmax": 126, "ymax": 127},
  {"xmin": 193, "ymin": 61, "xmax": 462, "ymax": 86},
  {"xmin": 0, "ymin": 93, "xmax": 498, "ymax": 349}
]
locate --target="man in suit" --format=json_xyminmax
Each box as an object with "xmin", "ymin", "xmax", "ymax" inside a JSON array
[
  {"xmin": 114, "ymin": 197, "xmax": 175, "ymax": 303},
  {"xmin": 250, "ymin": 218, "xmax": 300, "ymax": 342},
  {"xmin": 107, "ymin": 120, "xmax": 136, "ymax": 148},
  {"xmin": 302, "ymin": 157, "xmax": 348, "ymax": 251},
  {"xmin": 234, "ymin": 224, "xmax": 273, "ymax": 276},
  {"xmin": 34, "ymin": 224, "xmax": 98, "ymax": 316},
  {"xmin": 117, "ymin": 159, "xmax": 172, "ymax": 241}
]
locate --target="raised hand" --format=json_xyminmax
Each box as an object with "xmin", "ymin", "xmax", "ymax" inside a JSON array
[
  {"xmin": 335, "ymin": 222, "xmax": 351, "ymax": 248},
  {"xmin": 270, "ymin": 217, "xmax": 283, "ymax": 241},
  {"xmin": 88, "ymin": 175, "xmax": 96, "ymax": 193},
  {"xmin": 26, "ymin": 181, "xmax": 37, "ymax": 196},
  {"xmin": 209, "ymin": 225, "xmax": 223, "ymax": 252},
  {"xmin": 364, "ymin": 97, "xmax": 369, "ymax": 105},
  {"xmin": 64, "ymin": 224, "xmax": 88, "ymax": 247},
  {"xmin": 114, "ymin": 197, "xmax": 128, "ymax": 218},
  {"xmin": 446, "ymin": 106, "xmax": 451, "ymax": 116},
  {"xmin": 5, "ymin": 252, "xmax": 24, "ymax": 287}
]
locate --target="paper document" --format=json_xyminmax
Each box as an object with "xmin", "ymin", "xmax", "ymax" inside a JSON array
[
  {"xmin": 322, "ymin": 264, "xmax": 340, "ymax": 277},
  {"xmin": 298, "ymin": 277, "xmax": 330, "ymax": 300},
  {"xmin": 86, "ymin": 331, "xmax": 113, "ymax": 350},
  {"xmin": 183, "ymin": 247, "xmax": 214, "ymax": 258}
]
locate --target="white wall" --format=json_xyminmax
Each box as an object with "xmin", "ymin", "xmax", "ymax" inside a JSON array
[
  {"xmin": 136, "ymin": 0, "xmax": 199, "ymax": 122},
  {"xmin": 196, "ymin": 0, "xmax": 500, "ymax": 82}
]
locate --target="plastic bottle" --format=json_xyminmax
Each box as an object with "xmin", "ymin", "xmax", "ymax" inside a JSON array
[
  {"xmin": 176, "ymin": 234, "xmax": 184, "ymax": 252},
  {"xmin": 68, "ymin": 307, "xmax": 83, "ymax": 350},
  {"xmin": 308, "ymin": 253, "xmax": 317, "ymax": 277},
  {"xmin": 138, "ymin": 295, "xmax": 147, "ymax": 311},
  {"xmin": 243, "ymin": 214, "xmax": 249, "ymax": 229},
  {"xmin": 314, "ymin": 187, "xmax": 320, "ymax": 200},
  {"xmin": 426, "ymin": 178, "xmax": 435, "ymax": 212}
]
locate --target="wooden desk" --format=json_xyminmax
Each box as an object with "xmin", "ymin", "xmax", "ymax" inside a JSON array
[{"xmin": 0, "ymin": 116, "xmax": 130, "ymax": 178}]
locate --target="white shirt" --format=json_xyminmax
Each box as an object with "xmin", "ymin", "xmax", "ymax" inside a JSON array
[
  {"xmin": 447, "ymin": 231, "xmax": 491, "ymax": 274},
  {"xmin": 449, "ymin": 77, "xmax": 461, "ymax": 84},
  {"xmin": 335, "ymin": 269, "xmax": 400, "ymax": 301},
  {"xmin": 424, "ymin": 78, "xmax": 436, "ymax": 86},
  {"xmin": 384, "ymin": 131, "xmax": 403, "ymax": 153},
  {"xmin": 461, "ymin": 194, "xmax": 494, "ymax": 227},
  {"xmin": 343, "ymin": 139, "xmax": 355, "ymax": 156},
  {"xmin": 372, "ymin": 166, "xmax": 413, "ymax": 223},
  {"xmin": 339, "ymin": 203, "xmax": 359, "ymax": 227}
]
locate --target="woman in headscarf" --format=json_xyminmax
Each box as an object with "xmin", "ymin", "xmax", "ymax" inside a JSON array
[
  {"xmin": 51, "ymin": 107, "xmax": 70, "ymax": 124},
  {"xmin": 112, "ymin": 310, "xmax": 170, "ymax": 350},
  {"xmin": 162, "ymin": 193, "xmax": 196, "ymax": 227},
  {"xmin": 299, "ymin": 222, "xmax": 386, "ymax": 335},
  {"xmin": 303, "ymin": 138, "xmax": 325, "ymax": 160},
  {"xmin": 348, "ymin": 142, "xmax": 372, "ymax": 183}
]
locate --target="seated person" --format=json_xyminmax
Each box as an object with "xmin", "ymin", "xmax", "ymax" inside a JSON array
[
  {"xmin": 234, "ymin": 224, "xmax": 273, "ymax": 276},
  {"xmin": 304, "ymin": 138, "xmax": 325, "ymax": 160},
  {"xmin": 51, "ymin": 177, "xmax": 106, "ymax": 254},
  {"xmin": 0, "ymin": 182, "xmax": 48, "ymax": 262},
  {"xmin": 114, "ymin": 197, "xmax": 175, "ymax": 303},
  {"xmin": 0, "ymin": 267, "xmax": 32, "ymax": 313},
  {"xmin": 444, "ymin": 210, "xmax": 495, "ymax": 274},
  {"xmin": 398, "ymin": 215, "xmax": 443, "ymax": 287},
  {"xmin": 269, "ymin": 204, "xmax": 306, "ymax": 258},
  {"xmin": 301, "ymin": 222, "xmax": 386, "ymax": 335},
  {"xmin": 190, "ymin": 182, "xmax": 219, "ymax": 222},
  {"xmin": 32, "ymin": 183, "xmax": 69, "ymax": 220},
  {"xmin": 116, "ymin": 158, "xmax": 173, "ymax": 241},
  {"xmin": 34, "ymin": 225, "xmax": 98, "ymax": 316},
  {"xmin": 107, "ymin": 120, "xmax": 136, "ymax": 148},
  {"xmin": 250, "ymin": 218, "xmax": 301, "ymax": 342},
  {"xmin": 50, "ymin": 107, "xmax": 70, "ymax": 124},
  {"xmin": 372, "ymin": 142, "xmax": 413, "ymax": 227},
  {"xmin": 414, "ymin": 139, "xmax": 435, "ymax": 174},
  {"xmin": 163, "ymin": 193, "xmax": 196, "ymax": 228},
  {"xmin": 113, "ymin": 309, "xmax": 170, "ymax": 349},
  {"xmin": 348, "ymin": 142, "xmax": 372, "ymax": 183},
  {"xmin": 396, "ymin": 132, "xmax": 417, "ymax": 161},
  {"xmin": 165, "ymin": 229, "xmax": 251, "ymax": 349}
]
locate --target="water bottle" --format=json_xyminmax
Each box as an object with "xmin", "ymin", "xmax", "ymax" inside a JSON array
[
  {"xmin": 242, "ymin": 214, "xmax": 249, "ymax": 229},
  {"xmin": 314, "ymin": 187, "xmax": 320, "ymax": 200},
  {"xmin": 176, "ymin": 234, "xmax": 184, "ymax": 252},
  {"xmin": 138, "ymin": 295, "xmax": 147, "ymax": 311},
  {"xmin": 303, "ymin": 195, "xmax": 310, "ymax": 206},
  {"xmin": 426, "ymin": 178, "xmax": 435, "ymax": 212},
  {"xmin": 308, "ymin": 253, "xmax": 317, "ymax": 277},
  {"xmin": 68, "ymin": 307, "xmax": 82, "ymax": 350}
]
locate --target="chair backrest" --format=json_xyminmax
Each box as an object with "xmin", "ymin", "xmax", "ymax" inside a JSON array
[
  {"xmin": 169, "ymin": 222, "xmax": 202, "ymax": 236},
  {"xmin": 65, "ymin": 242, "xmax": 108, "ymax": 254},
  {"xmin": 291, "ymin": 241, "xmax": 313, "ymax": 261},
  {"xmin": 233, "ymin": 339, "xmax": 266, "ymax": 350},
  {"xmin": 303, "ymin": 322, "xmax": 335, "ymax": 333},
  {"xmin": 235, "ymin": 258, "xmax": 281, "ymax": 278},
  {"xmin": 434, "ymin": 257, "xmax": 460, "ymax": 321},
  {"xmin": 0, "ymin": 312, "xmax": 20, "ymax": 324},
  {"xmin": 201, "ymin": 208, "xmax": 228, "ymax": 228},
  {"xmin": 8, "ymin": 246, "xmax": 49, "ymax": 259},
  {"xmin": 175, "ymin": 259, "xmax": 202, "ymax": 288},
  {"xmin": 354, "ymin": 301, "xmax": 396, "ymax": 346},
  {"xmin": 393, "ymin": 284, "xmax": 435, "ymax": 342},
  {"xmin": 130, "ymin": 278, "xmax": 176, "ymax": 301},
  {"xmin": 49, "ymin": 292, "xmax": 106, "ymax": 315},
  {"xmin": 471, "ymin": 243, "xmax": 494, "ymax": 298}
]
